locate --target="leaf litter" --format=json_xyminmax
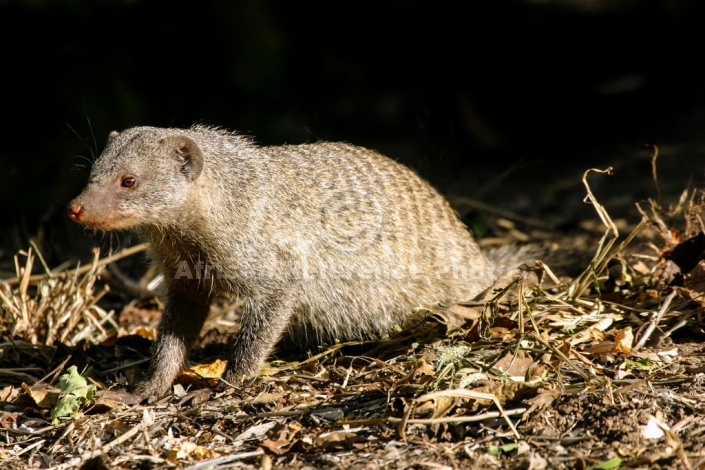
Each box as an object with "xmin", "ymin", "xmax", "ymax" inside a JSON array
[{"xmin": 1, "ymin": 163, "xmax": 705, "ymax": 469}]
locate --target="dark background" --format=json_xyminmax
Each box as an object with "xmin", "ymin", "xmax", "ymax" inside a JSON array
[{"xmin": 2, "ymin": 0, "xmax": 705, "ymax": 258}]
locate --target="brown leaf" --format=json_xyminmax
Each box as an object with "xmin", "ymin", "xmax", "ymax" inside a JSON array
[
  {"xmin": 430, "ymin": 396, "xmax": 456, "ymax": 419},
  {"xmin": 612, "ymin": 327, "xmax": 633, "ymax": 354},
  {"xmin": 413, "ymin": 358, "xmax": 435, "ymax": 377},
  {"xmin": 105, "ymin": 419, "xmax": 133, "ymax": 436},
  {"xmin": 473, "ymin": 381, "xmax": 541, "ymax": 407},
  {"xmin": 128, "ymin": 326, "xmax": 157, "ymax": 341},
  {"xmin": 0, "ymin": 412, "xmax": 17, "ymax": 429},
  {"xmin": 260, "ymin": 422, "xmax": 305, "ymax": 455},
  {"xmin": 0, "ymin": 385, "xmax": 19, "ymax": 402},
  {"xmin": 464, "ymin": 315, "xmax": 518, "ymax": 343},
  {"xmin": 434, "ymin": 304, "xmax": 483, "ymax": 327},
  {"xmin": 583, "ymin": 341, "xmax": 614, "ymax": 354},
  {"xmin": 493, "ymin": 350, "xmax": 535, "ymax": 377},
  {"xmin": 21, "ymin": 382, "xmax": 59, "ymax": 409},
  {"xmin": 313, "ymin": 431, "xmax": 365, "ymax": 451},
  {"xmin": 654, "ymin": 259, "xmax": 681, "ymax": 287},
  {"xmin": 260, "ymin": 437, "xmax": 297, "ymax": 455},
  {"xmin": 178, "ymin": 359, "xmax": 228, "ymax": 387},
  {"xmin": 523, "ymin": 388, "xmax": 561, "ymax": 418},
  {"xmin": 489, "ymin": 316, "xmax": 519, "ymax": 340}
]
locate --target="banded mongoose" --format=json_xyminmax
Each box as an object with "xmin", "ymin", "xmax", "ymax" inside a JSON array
[{"xmin": 67, "ymin": 125, "xmax": 504, "ymax": 399}]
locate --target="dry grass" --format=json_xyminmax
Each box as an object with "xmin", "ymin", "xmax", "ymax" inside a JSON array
[{"xmin": 1, "ymin": 170, "xmax": 705, "ymax": 469}]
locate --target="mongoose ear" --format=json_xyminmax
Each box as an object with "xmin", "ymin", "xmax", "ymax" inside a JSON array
[
  {"xmin": 173, "ymin": 136, "xmax": 204, "ymax": 181},
  {"xmin": 107, "ymin": 131, "xmax": 120, "ymax": 143}
]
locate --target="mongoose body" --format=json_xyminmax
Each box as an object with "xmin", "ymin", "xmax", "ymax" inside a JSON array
[{"xmin": 68, "ymin": 125, "xmax": 496, "ymax": 398}]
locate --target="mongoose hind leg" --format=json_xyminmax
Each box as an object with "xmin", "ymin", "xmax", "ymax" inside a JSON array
[{"xmin": 219, "ymin": 295, "xmax": 296, "ymax": 389}]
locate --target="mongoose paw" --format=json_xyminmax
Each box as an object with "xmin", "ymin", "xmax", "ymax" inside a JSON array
[
  {"xmin": 131, "ymin": 380, "xmax": 172, "ymax": 404},
  {"xmin": 215, "ymin": 370, "xmax": 254, "ymax": 393},
  {"xmin": 95, "ymin": 388, "xmax": 144, "ymax": 406}
]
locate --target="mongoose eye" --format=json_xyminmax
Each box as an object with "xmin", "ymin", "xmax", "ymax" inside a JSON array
[{"xmin": 121, "ymin": 176, "xmax": 137, "ymax": 188}]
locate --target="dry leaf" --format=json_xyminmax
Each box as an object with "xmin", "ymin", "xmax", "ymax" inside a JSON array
[
  {"xmin": 119, "ymin": 304, "xmax": 161, "ymax": 328},
  {"xmin": 413, "ymin": 358, "xmax": 435, "ymax": 376},
  {"xmin": 0, "ymin": 385, "xmax": 19, "ymax": 402},
  {"xmin": 434, "ymin": 304, "xmax": 483, "ymax": 327},
  {"xmin": 0, "ymin": 412, "xmax": 17, "ymax": 429},
  {"xmin": 166, "ymin": 441, "xmax": 216, "ymax": 462},
  {"xmin": 429, "ymin": 396, "xmax": 456, "ymax": 419},
  {"xmin": 583, "ymin": 341, "xmax": 615, "ymax": 354},
  {"xmin": 21, "ymin": 383, "xmax": 59, "ymax": 409},
  {"xmin": 493, "ymin": 350, "xmax": 534, "ymax": 377},
  {"xmin": 470, "ymin": 381, "xmax": 541, "ymax": 409},
  {"xmin": 612, "ymin": 327, "xmax": 633, "ymax": 354},
  {"xmin": 260, "ymin": 422, "xmax": 305, "ymax": 455},
  {"xmin": 523, "ymin": 389, "xmax": 561, "ymax": 417},
  {"xmin": 179, "ymin": 359, "xmax": 228, "ymax": 386},
  {"xmin": 314, "ymin": 431, "xmax": 365, "ymax": 451},
  {"xmin": 128, "ymin": 326, "xmax": 157, "ymax": 341}
]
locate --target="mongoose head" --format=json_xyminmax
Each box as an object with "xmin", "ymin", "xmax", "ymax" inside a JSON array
[{"xmin": 67, "ymin": 127, "xmax": 204, "ymax": 231}]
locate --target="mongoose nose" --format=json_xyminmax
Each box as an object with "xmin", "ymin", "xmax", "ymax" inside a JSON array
[{"xmin": 67, "ymin": 203, "xmax": 85, "ymax": 222}]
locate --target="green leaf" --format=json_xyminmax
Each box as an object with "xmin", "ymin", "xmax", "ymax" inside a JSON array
[
  {"xmin": 487, "ymin": 442, "xmax": 520, "ymax": 455},
  {"xmin": 50, "ymin": 366, "xmax": 96, "ymax": 425},
  {"xmin": 587, "ymin": 457, "xmax": 622, "ymax": 470},
  {"xmin": 624, "ymin": 357, "xmax": 653, "ymax": 371}
]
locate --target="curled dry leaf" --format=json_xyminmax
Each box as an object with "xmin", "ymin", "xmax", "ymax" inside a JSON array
[
  {"xmin": 0, "ymin": 412, "xmax": 17, "ymax": 429},
  {"xmin": 127, "ymin": 326, "xmax": 157, "ymax": 341},
  {"xmin": 260, "ymin": 421, "xmax": 306, "ymax": 455},
  {"xmin": 413, "ymin": 358, "xmax": 435, "ymax": 377},
  {"xmin": 21, "ymin": 382, "xmax": 58, "ymax": 409},
  {"xmin": 179, "ymin": 358, "xmax": 228, "ymax": 386},
  {"xmin": 612, "ymin": 327, "xmax": 633, "ymax": 354},
  {"xmin": 433, "ymin": 304, "xmax": 483, "ymax": 328}
]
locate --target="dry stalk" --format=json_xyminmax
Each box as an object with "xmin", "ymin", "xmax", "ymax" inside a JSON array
[
  {"xmin": 0, "ymin": 244, "xmax": 142, "ymax": 346},
  {"xmin": 566, "ymin": 168, "xmax": 648, "ymax": 300}
]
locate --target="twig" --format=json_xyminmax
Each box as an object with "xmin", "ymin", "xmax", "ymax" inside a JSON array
[
  {"xmin": 566, "ymin": 168, "xmax": 618, "ymax": 299},
  {"xmin": 530, "ymin": 332, "xmax": 594, "ymax": 383},
  {"xmin": 344, "ymin": 407, "xmax": 527, "ymax": 426},
  {"xmin": 3, "ymin": 243, "xmax": 149, "ymax": 286},
  {"xmin": 12, "ymin": 438, "xmax": 45, "ymax": 457},
  {"xmin": 650, "ymin": 144, "xmax": 661, "ymax": 201},
  {"xmin": 633, "ymin": 290, "xmax": 677, "ymax": 351},
  {"xmin": 411, "ymin": 389, "xmax": 521, "ymax": 439}
]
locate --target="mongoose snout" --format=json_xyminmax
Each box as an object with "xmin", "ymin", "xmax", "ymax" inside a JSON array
[{"xmin": 67, "ymin": 203, "xmax": 84, "ymax": 222}]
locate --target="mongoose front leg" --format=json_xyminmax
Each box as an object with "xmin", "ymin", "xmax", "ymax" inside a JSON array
[
  {"xmin": 134, "ymin": 286, "xmax": 212, "ymax": 400},
  {"xmin": 220, "ymin": 297, "xmax": 295, "ymax": 387}
]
